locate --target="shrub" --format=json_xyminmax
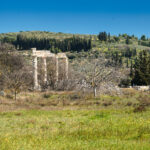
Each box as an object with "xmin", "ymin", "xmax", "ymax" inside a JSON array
[
  {"xmin": 43, "ymin": 93, "xmax": 51, "ymax": 99},
  {"xmin": 119, "ymin": 78, "xmax": 131, "ymax": 87},
  {"xmin": 69, "ymin": 94, "xmax": 81, "ymax": 101},
  {"xmin": 133, "ymin": 95, "xmax": 150, "ymax": 112},
  {"xmin": 102, "ymin": 101, "xmax": 112, "ymax": 106}
]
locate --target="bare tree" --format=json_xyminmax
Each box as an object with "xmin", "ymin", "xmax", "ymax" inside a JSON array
[
  {"xmin": 47, "ymin": 57, "xmax": 58, "ymax": 89},
  {"xmin": 73, "ymin": 57, "xmax": 119, "ymax": 97},
  {"xmin": 0, "ymin": 43, "xmax": 15, "ymax": 51},
  {"xmin": 0, "ymin": 48, "xmax": 33, "ymax": 100}
]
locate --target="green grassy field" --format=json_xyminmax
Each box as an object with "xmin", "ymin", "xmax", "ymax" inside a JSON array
[
  {"xmin": 0, "ymin": 109, "xmax": 150, "ymax": 150},
  {"xmin": 0, "ymin": 90, "xmax": 150, "ymax": 150}
]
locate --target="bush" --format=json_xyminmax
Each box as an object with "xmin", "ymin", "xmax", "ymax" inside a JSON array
[
  {"xmin": 119, "ymin": 78, "xmax": 131, "ymax": 87},
  {"xmin": 133, "ymin": 95, "xmax": 150, "ymax": 112},
  {"xmin": 69, "ymin": 94, "xmax": 81, "ymax": 101},
  {"xmin": 43, "ymin": 93, "xmax": 51, "ymax": 99}
]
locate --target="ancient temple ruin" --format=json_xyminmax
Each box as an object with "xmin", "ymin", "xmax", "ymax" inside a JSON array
[{"xmin": 31, "ymin": 48, "xmax": 68, "ymax": 90}]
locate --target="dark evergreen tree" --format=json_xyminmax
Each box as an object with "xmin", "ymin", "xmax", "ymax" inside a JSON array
[
  {"xmin": 126, "ymin": 58, "xmax": 129, "ymax": 68},
  {"xmin": 113, "ymin": 36, "xmax": 120, "ymax": 42},
  {"xmin": 141, "ymin": 35, "xmax": 146, "ymax": 41},
  {"xmin": 119, "ymin": 57, "xmax": 123, "ymax": 66},
  {"xmin": 132, "ymin": 50, "xmax": 150, "ymax": 85},
  {"xmin": 130, "ymin": 60, "xmax": 133, "ymax": 77},
  {"xmin": 15, "ymin": 34, "xmax": 92, "ymax": 52},
  {"xmin": 108, "ymin": 33, "xmax": 111, "ymax": 42},
  {"xmin": 126, "ymin": 36, "xmax": 130, "ymax": 45},
  {"xmin": 98, "ymin": 32, "xmax": 107, "ymax": 41}
]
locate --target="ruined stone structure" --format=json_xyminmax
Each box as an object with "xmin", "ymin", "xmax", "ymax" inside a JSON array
[
  {"xmin": 31, "ymin": 48, "xmax": 68, "ymax": 90},
  {"xmin": 132, "ymin": 86, "xmax": 150, "ymax": 91}
]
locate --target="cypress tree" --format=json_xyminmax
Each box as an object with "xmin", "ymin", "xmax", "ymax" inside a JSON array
[
  {"xmin": 126, "ymin": 36, "xmax": 130, "ymax": 45},
  {"xmin": 132, "ymin": 50, "xmax": 150, "ymax": 85}
]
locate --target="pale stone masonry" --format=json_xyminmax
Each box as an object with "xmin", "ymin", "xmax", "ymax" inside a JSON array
[
  {"xmin": 31, "ymin": 48, "xmax": 68, "ymax": 90},
  {"xmin": 132, "ymin": 86, "xmax": 150, "ymax": 91}
]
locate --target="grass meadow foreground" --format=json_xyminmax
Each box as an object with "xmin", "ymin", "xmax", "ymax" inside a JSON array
[{"xmin": 0, "ymin": 89, "xmax": 150, "ymax": 150}]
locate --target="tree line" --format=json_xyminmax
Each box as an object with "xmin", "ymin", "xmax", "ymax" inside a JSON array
[
  {"xmin": 97, "ymin": 32, "xmax": 140, "ymax": 44},
  {"xmin": 1, "ymin": 34, "xmax": 92, "ymax": 53}
]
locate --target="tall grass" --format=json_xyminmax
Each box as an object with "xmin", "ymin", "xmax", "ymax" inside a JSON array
[{"xmin": 0, "ymin": 109, "xmax": 150, "ymax": 150}]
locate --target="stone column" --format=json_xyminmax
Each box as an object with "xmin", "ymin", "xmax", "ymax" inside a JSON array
[
  {"xmin": 33, "ymin": 56, "xmax": 38, "ymax": 90},
  {"xmin": 55, "ymin": 56, "xmax": 59, "ymax": 82},
  {"xmin": 43, "ymin": 57, "xmax": 47, "ymax": 83},
  {"xmin": 31, "ymin": 48, "xmax": 36, "ymax": 54},
  {"xmin": 65, "ymin": 58, "xmax": 69, "ymax": 79}
]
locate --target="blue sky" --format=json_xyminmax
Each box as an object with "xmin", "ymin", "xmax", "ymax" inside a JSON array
[{"xmin": 0, "ymin": 0, "xmax": 150, "ymax": 37}]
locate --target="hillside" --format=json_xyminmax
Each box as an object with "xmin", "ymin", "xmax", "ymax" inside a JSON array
[
  {"xmin": 0, "ymin": 31, "xmax": 150, "ymax": 68},
  {"xmin": 1, "ymin": 31, "xmax": 150, "ymax": 51}
]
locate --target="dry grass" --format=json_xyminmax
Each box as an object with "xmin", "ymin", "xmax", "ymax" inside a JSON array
[{"xmin": 0, "ymin": 89, "xmax": 149, "ymax": 112}]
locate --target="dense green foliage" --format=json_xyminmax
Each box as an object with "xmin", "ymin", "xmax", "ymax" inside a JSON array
[
  {"xmin": 15, "ymin": 34, "xmax": 92, "ymax": 52},
  {"xmin": 0, "ymin": 32, "xmax": 92, "ymax": 52},
  {"xmin": 131, "ymin": 50, "xmax": 150, "ymax": 85},
  {"xmin": 138, "ymin": 34, "xmax": 150, "ymax": 47},
  {"xmin": 97, "ymin": 32, "xmax": 108, "ymax": 41},
  {"xmin": 138, "ymin": 40, "xmax": 150, "ymax": 47},
  {"xmin": 141, "ymin": 35, "xmax": 146, "ymax": 41}
]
